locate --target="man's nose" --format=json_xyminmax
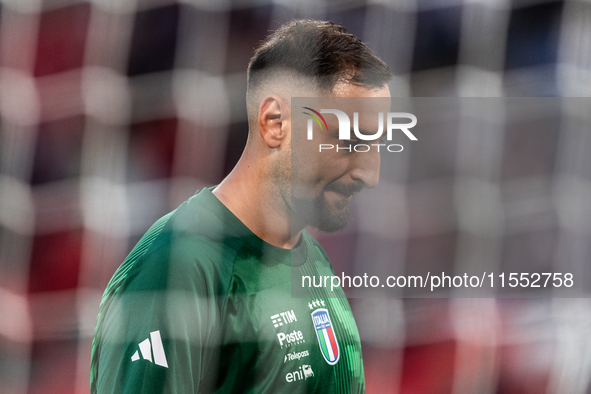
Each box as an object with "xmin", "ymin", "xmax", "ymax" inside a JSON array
[{"xmin": 349, "ymin": 147, "xmax": 380, "ymax": 189}]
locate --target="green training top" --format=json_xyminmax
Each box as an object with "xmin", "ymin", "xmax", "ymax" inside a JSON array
[{"xmin": 91, "ymin": 187, "xmax": 365, "ymax": 393}]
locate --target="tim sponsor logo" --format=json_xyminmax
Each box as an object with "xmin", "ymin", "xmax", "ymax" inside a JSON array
[
  {"xmin": 284, "ymin": 349, "xmax": 310, "ymax": 363},
  {"xmin": 270, "ymin": 310, "xmax": 297, "ymax": 328},
  {"xmin": 285, "ymin": 364, "xmax": 314, "ymax": 382}
]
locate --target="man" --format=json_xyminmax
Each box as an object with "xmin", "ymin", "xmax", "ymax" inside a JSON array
[{"xmin": 91, "ymin": 19, "xmax": 391, "ymax": 393}]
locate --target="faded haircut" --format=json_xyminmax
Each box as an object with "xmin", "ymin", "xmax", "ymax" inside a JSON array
[{"xmin": 246, "ymin": 20, "xmax": 392, "ymax": 125}]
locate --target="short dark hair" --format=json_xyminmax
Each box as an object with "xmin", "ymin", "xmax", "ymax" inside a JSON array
[{"xmin": 247, "ymin": 20, "xmax": 392, "ymax": 99}]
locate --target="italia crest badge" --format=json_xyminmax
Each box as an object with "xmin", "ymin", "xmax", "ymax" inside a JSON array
[{"xmin": 311, "ymin": 308, "xmax": 339, "ymax": 365}]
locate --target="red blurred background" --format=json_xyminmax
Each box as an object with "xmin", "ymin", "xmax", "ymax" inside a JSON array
[{"xmin": 1, "ymin": 1, "xmax": 590, "ymax": 393}]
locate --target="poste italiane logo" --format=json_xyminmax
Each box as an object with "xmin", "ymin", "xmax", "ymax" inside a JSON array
[{"xmin": 302, "ymin": 107, "xmax": 417, "ymax": 152}]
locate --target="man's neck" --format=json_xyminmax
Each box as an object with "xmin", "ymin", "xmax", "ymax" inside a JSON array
[{"xmin": 213, "ymin": 159, "xmax": 303, "ymax": 249}]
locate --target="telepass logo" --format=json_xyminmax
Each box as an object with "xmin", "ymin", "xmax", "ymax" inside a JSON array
[{"xmin": 303, "ymin": 107, "xmax": 417, "ymax": 152}]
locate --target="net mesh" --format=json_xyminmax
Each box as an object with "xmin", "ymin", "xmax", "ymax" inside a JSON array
[{"xmin": 0, "ymin": 0, "xmax": 590, "ymax": 393}]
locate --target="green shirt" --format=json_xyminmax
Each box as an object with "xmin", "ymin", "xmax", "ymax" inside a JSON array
[{"xmin": 91, "ymin": 187, "xmax": 365, "ymax": 393}]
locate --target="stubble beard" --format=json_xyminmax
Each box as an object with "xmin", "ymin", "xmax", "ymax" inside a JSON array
[
  {"xmin": 291, "ymin": 191, "xmax": 351, "ymax": 233},
  {"xmin": 275, "ymin": 149, "xmax": 352, "ymax": 233}
]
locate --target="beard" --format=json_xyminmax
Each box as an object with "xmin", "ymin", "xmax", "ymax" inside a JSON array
[
  {"xmin": 273, "ymin": 145, "xmax": 361, "ymax": 233},
  {"xmin": 291, "ymin": 190, "xmax": 352, "ymax": 233},
  {"xmin": 274, "ymin": 165, "xmax": 354, "ymax": 232},
  {"xmin": 291, "ymin": 179, "xmax": 364, "ymax": 232}
]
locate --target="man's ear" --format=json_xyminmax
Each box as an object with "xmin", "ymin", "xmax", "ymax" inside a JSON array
[{"xmin": 258, "ymin": 95, "xmax": 288, "ymax": 149}]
